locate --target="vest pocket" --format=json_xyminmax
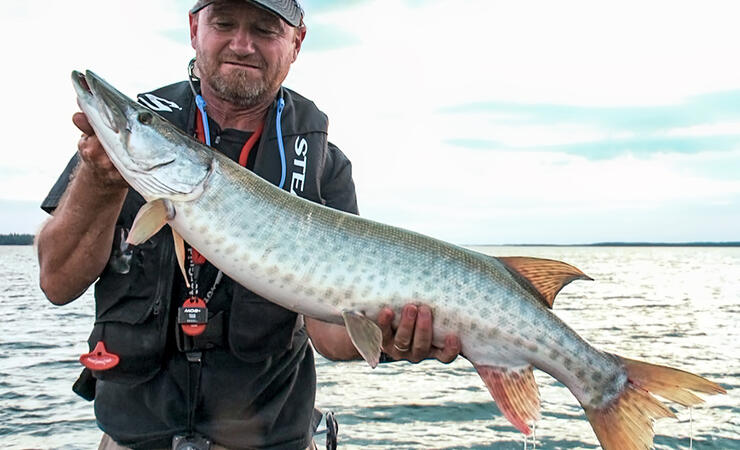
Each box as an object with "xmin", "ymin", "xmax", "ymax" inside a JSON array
[
  {"xmin": 86, "ymin": 315, "xmax": 166, "ymax": 385},
  {"xmin": 87, "ymin": 235, "xmax": 169, "ymax": 385},
  {"xmin": 228, "ymin": 286, "xmax": 298, "ymax": 362}
]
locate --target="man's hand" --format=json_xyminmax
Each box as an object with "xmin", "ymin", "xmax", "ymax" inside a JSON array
[
  {"xmin": 73, "ymin": 112, "xmax": 128, "ymax": 189},
  {"xmin": 378, "ymin": 305, "xmax": 461, "ymax": 363},
  {"xmin": 36, "ymin": 112, "xmax": 129, "ymax": 305}
]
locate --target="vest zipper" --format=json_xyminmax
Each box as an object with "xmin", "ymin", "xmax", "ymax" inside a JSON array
[{"xmin": 152, "ymin": 231, "xmax": 174, "ymax": 317}]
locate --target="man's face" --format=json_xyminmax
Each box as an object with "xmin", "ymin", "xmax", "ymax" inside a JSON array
[{"xmin": 190, "ymin": 1, "xmax": 305, "ymax": 107}]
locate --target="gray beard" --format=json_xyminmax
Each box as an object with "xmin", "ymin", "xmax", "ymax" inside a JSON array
[
  {"xmin": 207, "ymin": 72, "xmax": 268, "ymax": 108},
  {"xmin": 197, "ymin": 58, "xmax": 270, "ymax": 108}
]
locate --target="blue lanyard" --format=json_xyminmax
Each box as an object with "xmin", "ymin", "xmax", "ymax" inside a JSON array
[
  {"xmin": 188, "ymin": 59, "xmax": 287, "ymax": 189},
  {"xmin": 275, "ymin": 97, "xmax": 286, "ymax": 190}
]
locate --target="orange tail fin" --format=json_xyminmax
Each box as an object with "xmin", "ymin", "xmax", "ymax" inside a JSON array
[{"xmin": 584, "ymin": 355, "xmax": 726, "ymax": 450}]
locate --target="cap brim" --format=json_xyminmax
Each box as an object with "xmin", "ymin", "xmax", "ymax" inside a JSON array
[{"xmin": 190, "ymin": 0, "xmax": 302, "ymax": 27}]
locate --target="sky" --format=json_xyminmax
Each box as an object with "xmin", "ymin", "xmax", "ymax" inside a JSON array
[{"xmin": 1, "ymin": 0, "xmax": 739, "ymax": 244}]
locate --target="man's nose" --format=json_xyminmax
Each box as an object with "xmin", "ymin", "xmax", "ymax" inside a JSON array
[{"xmin": 229, "ymin": 28, "xmax": 256, "ymax": 55}]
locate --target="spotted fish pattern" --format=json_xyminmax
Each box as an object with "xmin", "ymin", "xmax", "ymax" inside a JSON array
[{"xmin": 73, "ymin": 69, "xmax": 726, "ymax": 450}]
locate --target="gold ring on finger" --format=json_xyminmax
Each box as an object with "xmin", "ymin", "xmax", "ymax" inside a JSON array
[{"xmin": 393, "ymin": 343, "xmax": 410, "ymax": 352}]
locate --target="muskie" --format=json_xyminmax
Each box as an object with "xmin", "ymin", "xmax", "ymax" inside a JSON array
[{"xmin": 72, "ymin": 70, "xmax": 725, "ymax": 449}]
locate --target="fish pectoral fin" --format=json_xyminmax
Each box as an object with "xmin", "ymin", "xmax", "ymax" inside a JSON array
[
  {"xmin": 126, "ymin": 199, "xmax": 175, "ymax": 245},
  {"xmin": 172, "ymin": 229, "xmax": 189, "ymax": 288},
  {"xmin": 341, "ymin": 310, "xmax": 382, "ymax": 369},
  {"xmin": 474, "ymin": 364, "xmax": 540, "ymax": 435},
  {"xmin": 497, "ymin": 256, "xmax": 593, "ymax": 308}
]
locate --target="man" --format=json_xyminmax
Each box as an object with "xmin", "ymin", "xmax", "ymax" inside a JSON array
[{"xmin": 37, "ymin": 1, "xmax": 460, "ymax": 449}]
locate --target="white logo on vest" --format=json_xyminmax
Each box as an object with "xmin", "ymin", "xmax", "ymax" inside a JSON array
[
  {"xmin": 290, "ymin": 137, "xmax": 308, "ymax": 195},
  {"xmin": 137, "ymin": 93, "xmax": 183, "ymax": 112}
]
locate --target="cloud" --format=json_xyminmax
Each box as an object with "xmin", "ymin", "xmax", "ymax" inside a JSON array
[
  {"xmin": 440, "ymin": 90, "xmax": 740, "ymax": 160},
  {"xmin": 446, "ymin": 135, "xmax": 740, "ymax": 160},
  {"xmin": 302, "ymin": 24, "xmax": 361, "ymax": 51},
  {"xmin": 0, "ymin": 1, "xmax": 193, "ymax": 204},
  {"xmin": 3, "ymin": 0, "xmax": 740, "ymax": 243},
  {"xmin": 440, "ymin": 90, "xmax": 740, "ymax": 133},
  {"xmin": 237, "ymin": 0, "xmax": 740, "ymax": 242},
  {"xmin": 302, "ymin": 0, "xmax": 371, "ymax": 13},
  {"xmin": 665, "ymin": 121, "xmax": 740, "ymax": 138},
  {"xmin": 358, "ymin": 146, "xmax": 740, "ymax": 243}
]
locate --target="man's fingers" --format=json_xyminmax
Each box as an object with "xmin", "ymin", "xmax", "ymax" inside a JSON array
[
  {"xmin": 75, "ymin": 130, "xmax": 128, "ymax": 189},
  {"xmin": 375, "ymin": 304, "xmax": 461, "ymax": 364},
  {"xmin": 73, "ymin": 112, "xmax": 95, "ymax": 135},
  {"xmin": 410, "ymin": 305, "xmax": 433, "ymax": 362},
  {"xmin": 430, "ymin": 335, "xmax": 461, "ymax": 364},
  {"xmin": 78, "ymin": 134, "xmax": 106, "ymax": 166},
  {"xmin": 377, "ymin": 307, "xmax": 395, "ymax": 347},
  {"xmin": 393, "ymin": 304, "xmax": 417, "ymax": 353}
]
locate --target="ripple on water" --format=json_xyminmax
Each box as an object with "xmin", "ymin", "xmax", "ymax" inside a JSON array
[{"xmin": 2, "ymin": 245, "xmax": 739, "ymax": 449}]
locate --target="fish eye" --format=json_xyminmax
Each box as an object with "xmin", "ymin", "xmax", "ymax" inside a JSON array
[{"xmin": 138, "ymin": 111, "xmax": 153, "ymax": 125}]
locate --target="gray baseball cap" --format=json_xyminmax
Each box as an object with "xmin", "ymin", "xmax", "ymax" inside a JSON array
[{"xmin": 190, "ymin": 0, "xmax": 304, "ymax": 27}]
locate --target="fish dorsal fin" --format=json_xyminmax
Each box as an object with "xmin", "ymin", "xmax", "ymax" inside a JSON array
[
  {"xmin": 126, "ymin": 199, "xmax": 175, "ymax": 245},
  {"xmin": 498, "ymin": 256, "xmax": 593, "ymax": 308},
  {"xmin": 475, "ymin": 364, "xmax": 540, "ymax": 435}
]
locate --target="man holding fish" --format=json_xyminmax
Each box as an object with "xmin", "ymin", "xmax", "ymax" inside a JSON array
[{"xmin": 37, "ymin": 0, "xmax": 460, "ymax": 448}]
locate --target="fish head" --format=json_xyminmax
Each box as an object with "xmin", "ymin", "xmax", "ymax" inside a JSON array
[{"xmin": 72, "ymin": 70, "xmax": 213, "ymax": 202}]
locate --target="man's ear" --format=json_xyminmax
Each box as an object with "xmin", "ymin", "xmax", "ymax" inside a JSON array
[
  {"xmin": 292, "ymin": 24, "xmax": 307, "ymax": 62},
  {"xmin": 189, "ymin": 13, "xmax": 199, "ymax": 50}
]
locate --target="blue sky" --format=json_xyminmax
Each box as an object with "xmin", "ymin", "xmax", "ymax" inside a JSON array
[{"xmin": 1, "ymin": 0, "xmax": 739, "ymax": 244}]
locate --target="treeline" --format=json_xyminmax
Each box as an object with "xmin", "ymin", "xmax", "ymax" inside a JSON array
[
  {"xmin": 506, "ymin": 242, "xmax": 740, "ymax": 247},
  {"xmin": 0, "ymin": 233, "xmax": 34, "ymax": 245},
  {"xmin": 587, "ymin": 242, "xmax": 740, "ymax": 247}
]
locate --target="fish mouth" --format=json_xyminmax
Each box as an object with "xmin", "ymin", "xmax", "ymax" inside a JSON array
[
  {"xmin": 70, "ymin": 69, "xmax": 214, "ymax": 201},
  {"xmin": 71, "ymin": 70, "xmax": 95, "ymax": 114},
  {"xmin": 72, "ymin": 70, "xmax": 92, "ymax": 96},
  {"xmin": 71, "ymin": 70, "xmax": 130, "ymax": 135}
]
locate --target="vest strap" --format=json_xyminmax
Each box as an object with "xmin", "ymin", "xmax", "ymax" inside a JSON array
[{"xmin": 176, "ymin": 311, "xmax": 227, "ymax": 353}]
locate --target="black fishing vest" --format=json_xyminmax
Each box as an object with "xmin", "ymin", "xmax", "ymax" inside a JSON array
[{"xmin": 41, "ymin": 82, "xmax": 358, "ymax": 449}]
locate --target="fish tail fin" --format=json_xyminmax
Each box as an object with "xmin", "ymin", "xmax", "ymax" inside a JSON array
[{"xmin": 584, "ymin": 354, "xmax": 726, "ymax": 450}]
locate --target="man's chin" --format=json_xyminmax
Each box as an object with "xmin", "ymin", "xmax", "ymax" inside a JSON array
[
  {"xmin": 210, "ymin": 78, "xmax": 268, "ymax": 107},
  {"xmin": 221, "ymin": 73, "xmax": 264, "ymax": 90}
]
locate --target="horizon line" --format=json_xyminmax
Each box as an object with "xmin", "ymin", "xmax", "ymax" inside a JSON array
[
  {"xmin": 2, "ymin": 234, "xmax": 739, "ymax": 248},
  {"xmin": 468, "ymin": 241, "xmax": 740, "ymax": 247}
]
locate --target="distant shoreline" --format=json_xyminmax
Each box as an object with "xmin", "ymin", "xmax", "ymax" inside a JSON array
[
  {"xmin": 2, "ymin": 233, "xmax": 738, "ymax": 247},
  {"xmin": 0, "ymin": 234, "xmax": 34, "ymax": 245},
  {"xmin": 473, "ymin": 242, "xmax": 740, "ymax": 247}
]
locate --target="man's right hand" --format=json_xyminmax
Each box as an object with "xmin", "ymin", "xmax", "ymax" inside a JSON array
[
  {"xmin": 36, "ymin": 112, "xmax": 130, "ymax": 305},
  {"xmin": 72, "ymin": 112, "xmax": 128, "ymax": 189}
]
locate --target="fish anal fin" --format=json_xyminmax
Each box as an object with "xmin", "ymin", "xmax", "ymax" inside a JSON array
[
  {"xmin": 474, "ymin": 364, "xmax": 540, "ymax": 435},
  {"xmin": 498, "ymin": 256, "xmax": 593, "ymax": 308},
  {"xmin": 584, "ymin": 354, "xmax": 725, "ymax": 450},
  {"xmin": 126, "ymin": 199, "xmax": 175, "ymax": 245},
  {"xmin": 341, "ymin": 311, "xmax": 382, "ymax": 369},
  {"xmin": 172, "ymin": 229, "xmax": 189, "ymax": 288}
]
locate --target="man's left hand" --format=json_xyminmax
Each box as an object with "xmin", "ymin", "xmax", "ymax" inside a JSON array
[{"xmin": 378, "ymin": 305, "xmax": 461, "ymax": 363}]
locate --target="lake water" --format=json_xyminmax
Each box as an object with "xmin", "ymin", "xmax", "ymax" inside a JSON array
[{"xmin": 1, "ymin": 245, "xmax": 738, "ymax": 449}]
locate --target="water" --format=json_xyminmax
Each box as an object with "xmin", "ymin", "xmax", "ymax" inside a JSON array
[{"xmin": 1, "ymin": 245, "xmax": 738, "ymax": 449}]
